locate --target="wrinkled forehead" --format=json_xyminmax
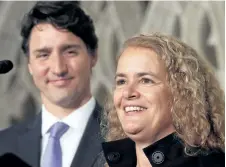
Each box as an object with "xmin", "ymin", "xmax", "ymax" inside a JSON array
[{"xmin": 116, "ymin": 47, "xmax": 168, "ymax": 80}]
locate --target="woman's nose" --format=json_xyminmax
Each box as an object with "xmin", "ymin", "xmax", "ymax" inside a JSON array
[{"xmin": 122, "ymin": 84, "xmax": 140, "ymax": 100}]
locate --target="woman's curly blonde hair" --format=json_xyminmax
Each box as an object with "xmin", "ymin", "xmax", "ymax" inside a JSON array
[{"xmin": 101, "ymin": 33, "xmax": 225, "ymax": 153}]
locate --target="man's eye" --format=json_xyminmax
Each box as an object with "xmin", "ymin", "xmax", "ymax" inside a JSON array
[
  {"xmin": 116, "ymin": 79, "xmax": 126, "ymax": 86},
  {"xmin": 36, "ymin": 53, "xmax": 48, "ymax": 58},
  {"xmin": 140, "ymin": 78, "xmax": 154, "ymax": 84},
  {"xmin": 67, "ymin": 50, "xmax": 78, "ymax": 55}
]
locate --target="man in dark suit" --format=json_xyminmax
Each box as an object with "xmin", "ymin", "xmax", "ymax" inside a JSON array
[{"xmin": 0, "ymin": 1, "xmax": 103, "ymax": 167}]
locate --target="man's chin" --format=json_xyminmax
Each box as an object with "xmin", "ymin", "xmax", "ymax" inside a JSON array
[
  {"xmin": 43, "ymin": 94, "xmax": 73, "ymax": 107},
  {"xmin": 52, "ymin": 98, "xmax": 75, "ymax": 108},
  {"xmin": 41, "ymin": 91, "xmax": 85, "ymax": 109}
]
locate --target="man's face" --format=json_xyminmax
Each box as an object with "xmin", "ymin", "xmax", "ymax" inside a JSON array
[{"xmin": 28, "ymin": 23, "xmax": 97, "ymax": 109}]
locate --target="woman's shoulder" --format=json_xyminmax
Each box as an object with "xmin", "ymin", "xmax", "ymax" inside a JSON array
[{"xmin": 198, "ymin": 150, "xmax": 225, "ymax": 167}]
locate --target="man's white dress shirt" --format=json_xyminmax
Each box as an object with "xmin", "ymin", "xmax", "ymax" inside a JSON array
[{"xmin": 40, "ymin": 97, "xmax": 95, "ymax": 167}]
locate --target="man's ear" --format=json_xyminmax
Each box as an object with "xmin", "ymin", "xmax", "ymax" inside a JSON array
[
  {"xmin": 28, "ymin": 63, "xmax": 33, "ymax": 75},
  {"xmin": 91, "ymin": 49, "xmax": 98, "ymax": 67}
]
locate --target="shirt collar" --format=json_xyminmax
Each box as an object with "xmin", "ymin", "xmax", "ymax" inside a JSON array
[
  {"xmin": 41, "ymin": 96, "xmax": 96, "ymax": 136},
  {"xmin": 102, "ymin": 133, "xmax": 180, "ymax": 166}
]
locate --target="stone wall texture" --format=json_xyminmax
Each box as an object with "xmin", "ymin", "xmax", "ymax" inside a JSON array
[{"xmin": 0, "ymin": 1, "xmax": 224, "ymax": 128}]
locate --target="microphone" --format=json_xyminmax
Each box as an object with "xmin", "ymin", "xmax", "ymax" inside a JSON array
[{"xmin": 0, "ymin": 60, "xmax": 13, "ymax": 74}]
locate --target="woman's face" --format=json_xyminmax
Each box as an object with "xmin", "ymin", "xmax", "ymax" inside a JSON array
[{"xmin": 114, "ymin": 47, "xmax": 175, "ymax": 144}]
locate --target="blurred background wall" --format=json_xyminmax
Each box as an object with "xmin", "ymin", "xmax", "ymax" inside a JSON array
[{"xmin": 0, "ymin": 1, "xmax": 224, "ymax": 128}]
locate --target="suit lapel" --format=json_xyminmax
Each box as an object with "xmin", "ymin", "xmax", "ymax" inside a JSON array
[
  {"xmin": 17, "ymin": 112, "xmax": 42, "ymax": 167},
  {"xmin": 70, "ymin": 102, "xmax": 103, "ymax": 167}
]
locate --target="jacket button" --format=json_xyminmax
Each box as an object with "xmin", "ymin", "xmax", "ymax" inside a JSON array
[
  {"xmin": 107, "ymin": 152, "xmax": 121, "ymax": 163},
  {"xmin": 152, "ymin": 151, "xmax": 164, "ymax": 164}
]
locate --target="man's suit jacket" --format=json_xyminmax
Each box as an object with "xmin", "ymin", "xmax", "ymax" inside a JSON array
[{"xmin": 0, "ymin": 102, "xmax": 103, "ymax": 167}]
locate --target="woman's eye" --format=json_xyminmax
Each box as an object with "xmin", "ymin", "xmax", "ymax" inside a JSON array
[{"xmin": 140, "ymin": 78, "xmax": 154, "ymax": 84}]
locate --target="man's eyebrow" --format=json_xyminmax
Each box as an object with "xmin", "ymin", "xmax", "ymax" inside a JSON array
[
  {"xmin": 115, "ymin": 73, "xmax": 126, "ymax": 79},
  {"xmin": 32, "ymin": 44, "xmax": 82, "ymax": 54},
  {"xmin": 59, "ymin": 44, "xmax": 82, "ymax": 52},
  {"xmin": 33, "ymin": 47, "xmax": 52, "ymax": 54}
]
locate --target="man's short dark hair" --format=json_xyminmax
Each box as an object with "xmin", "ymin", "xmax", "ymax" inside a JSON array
[{"xmin": 21, "ymin": 1, "xmax": 98, "ymax": 56}]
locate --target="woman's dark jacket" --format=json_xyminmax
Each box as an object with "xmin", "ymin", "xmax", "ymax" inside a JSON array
[{"xmin": 94, "ymin": 133, "xmax": 224, "ymax": 167}]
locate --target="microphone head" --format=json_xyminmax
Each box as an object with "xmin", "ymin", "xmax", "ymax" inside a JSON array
[{"xmin": 0, "ymin": 60, "xmax": 13, "ymax": 74}]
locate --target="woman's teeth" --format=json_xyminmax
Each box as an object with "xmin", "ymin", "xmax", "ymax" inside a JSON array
[{"xmin": 124, "ymin": 106, "xmax": 147, "ymax": 113}]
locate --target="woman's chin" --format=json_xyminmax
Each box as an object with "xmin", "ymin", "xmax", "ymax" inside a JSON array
[{"xmin": 123, "ymin": 123, "xmax": 144, "ymax": 136}]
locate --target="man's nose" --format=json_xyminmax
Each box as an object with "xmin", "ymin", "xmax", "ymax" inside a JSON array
[
  {"xmin": 122, "ymin": 84, "xmax": 140, "ymax": 100},
  {"xmin": 50, "ymin": 54, "xmax": 68, "ymax": 77}
]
